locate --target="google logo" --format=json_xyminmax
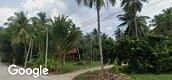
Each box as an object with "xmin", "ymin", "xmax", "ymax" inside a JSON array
[{"xmin": 8, "ymin": 65, "xmax": 48, "ymax": 78}]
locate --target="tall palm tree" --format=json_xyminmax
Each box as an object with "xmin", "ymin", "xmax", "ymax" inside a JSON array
[
  {"xmin": 121, "ymin": 0, "xmax": 148, "ymax": 40},
  {"xmin": 31, "ymin": 12, "xmax": 49, "ymax": 52},
  {"xmin": 50, "ymin": 15, "xmax": 81, "ymax": 65},
  {"xmin": 151, "ymin": 7, "xmax": 172, "ymax": 35},
  {"xmin": 31, "ymin": 12, "xmax": 49, "ymax": 67},
  {"xmin": 117, "ymin": 14, "xmax": 149, "ymax": 39},
  {"xmin": 84, "ymin": 33, "xmax": 93, "ymax": 62},
  {"xmin": 36, "ymin": 12, "xmax": 49, "ymax": 68},
  {"xmin": 76, "ymin": 0, "xmax": 116, "ymax": 69},
  {"xmin": 6, "ymin": 11, "xmax": 31, "ymax": 67},
  {"xmin": 91, "ymin": 28, "xmax": 99, "ymax": 61}
]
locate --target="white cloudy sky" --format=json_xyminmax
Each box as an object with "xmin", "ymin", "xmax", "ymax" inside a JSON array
[{"xmin": 0, "ymin": 0, "xmax": 172, "ymax": 37}]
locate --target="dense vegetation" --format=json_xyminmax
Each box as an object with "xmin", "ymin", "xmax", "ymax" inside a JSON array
[
  {"xmin": 114, "ymin": 7, "xmax": 172, "ymax": 73},
  {"xmin": 0, "ymin": 12, "xmax": 115, "ymax": 73},
  {"xmin": 0, "ymin": 0, "xmax": 172, "ymax": 78}
]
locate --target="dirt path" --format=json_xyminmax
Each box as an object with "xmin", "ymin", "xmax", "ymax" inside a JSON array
[{"xmin": 0, "ymin": 62, "xmax": 113, "ymax": 80}]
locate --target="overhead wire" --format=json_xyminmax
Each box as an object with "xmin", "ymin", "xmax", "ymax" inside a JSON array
[
  {"xmin": 79, "ymin": 0, "xmax": 167, "ymax": 27},
  {"xmin": 80, "ymin": 0, "xmax": 170, "ymax": 31}
]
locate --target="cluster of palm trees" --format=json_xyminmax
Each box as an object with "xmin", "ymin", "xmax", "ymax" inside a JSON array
[
  {"xmin": 119, "ymin": 0, "xmax": 149, "ymax": 39},
  {"xmin": 151, "ymin": 7, "xmax": 172, "ymax": 35},
  {"xmin": 75, "ymin": 0, "xmax": 149, "ymax": 69},
  {"xmin": 76, "ymin": 0, "xmax": 116, "ymax": 69},
  {"xmin": 5, "ymin": 12, "xmax": 81, "ymax": 68},
  {"xmin": 3, "ymin": 0, "xmax": 169, "ymax": 71}
]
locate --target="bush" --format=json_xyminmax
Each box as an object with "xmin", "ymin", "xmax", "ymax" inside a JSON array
[
  {"xmin": 47, "ymin": 57, "xmax": 58, "ymax": 72},
  {"xmin": 155, "ymin": 57, "xmax": 172, "ymax": 73},
  {"xmin": 111, "ymin": 65, "xmax": 120, "ymax": 74},
  {"xmin": 28, "ymin": 53, "xmax": 58, "ymax": 72},
  {"xmin": 115, "ymin": 35, "xmax": 172, "ymax": 73},
  {"xmin": 27, "ymin": 52, "xmax": 45, "ymax": 67},
  {"xmin": 75, "ymin": 61, "xmax": 85, "ymax": 65}
]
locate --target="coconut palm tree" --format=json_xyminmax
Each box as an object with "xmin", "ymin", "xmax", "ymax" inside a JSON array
[
  {"xmin": 76, "ymin": 0, "xmax": 116, "ymax": 69},
  {"xmin": 50, "ymin": 15, "xmax": 81, "ymax": 65},
  {"xmin": 91, "ymin": 28, "xmax": 99, "ymax": 61},
  {"xmin": 120, "ymin": 0, "xmax": 148, "ymax": 40},
  {"xmin": 6, "ymin": 11, "xmax": 31, "ymax": 67},
  {"xmin": 151, "ymin": 7, "xmax": 172, "ymax": 35},
  {"xmin": 117, "ymin": 14, "xmax": 149, "ymax": 39},
  {"xmin": 30, "ymin": 12, "xmax": 50, "ymax": 67},
  {"xmin": 36, "ymin": 12, "xmax": 50, "ymax": 68},
  {"xmin": 31, "ymin": 12, "xmax": 49, "ymax": 53}
]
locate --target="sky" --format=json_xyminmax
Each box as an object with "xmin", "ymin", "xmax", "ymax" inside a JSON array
[{"xmin": 0, "ymin": 0, "xmax": 172, "ymax": 37}]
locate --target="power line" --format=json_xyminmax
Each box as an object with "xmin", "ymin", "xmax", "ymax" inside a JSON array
[
  {"xmin": 80, "ymin": 7, "xmax": 122, "ymax": 24},
  {"xmin": 82, "ymin": 9, "xmax": 123, "ymax": 27},
  {"xmin": 81, "ymin": 1, "xmax": 172, "ymax": 31},
  {"xmin": 81, "ymin": 8, "xmax": 122, "ymax": 26},
  {"xmin": 79, "ymin": 0, "xmax": 167, "ymax": 28}
]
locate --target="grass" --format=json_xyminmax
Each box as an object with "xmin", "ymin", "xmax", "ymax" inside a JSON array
[
  {"xmin": 57, "ymin": 61, "xmax": 100, "ymax": 74},
  {"xmin": 73, "ymin": 69, "xmax": 172, "ymax": 80},
  {"xmin": 131, "ymin": 74, "xmax": 172, "ymax": 80}
]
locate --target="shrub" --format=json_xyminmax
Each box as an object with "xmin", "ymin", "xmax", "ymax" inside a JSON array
[
  {"xmin": 75, "ymin": 61, "xmax": 85, "ymax": 65},
  {"xmin": 27, "ymin": 52, "xmax": 45, "ymax": 67},
  {"xmin": 47, "ymin": 57, "xmax": 58, "ymax": 72},
  {"xmin": 115, "ymin": 35, "xmax": 172, "ymax": 73},
  {"xmin": 155, "ymin": 57, "xmax": 172, "ymax": 73},
  {"xmin": 27, "ymin": 53, "xmax": 58, "ymax": 72}
]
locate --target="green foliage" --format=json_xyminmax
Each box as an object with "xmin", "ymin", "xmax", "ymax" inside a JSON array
[
  {"xmin": 56, "ymin": 61, "xmax": 100, "ymax": 74},
  {"xmin": 115, "ymin": 35, "xmax": 172, "ymax": 73},
  {"xmin": 27, "ymin": 53, "xmax": 45, "ymax": 68},
  {"xmin": 156, "ymin": 57, "xmax": 172, "ymax": 73},
  {"xmin": 28, "ymin": 53, "xmax": 58, "ymax": 71},
  {"xmin": 151, "ymin": 7, "xmax": 172, "ymax": 36},
  {"xmin": 114, "ymin": 28, "xmax": 123, "ymax": 41},
  {"xmin": 47, "ymin": 57, "xmax": 58, "ymax": 71},
  {"xmin": 6, "ymin": 11, "xmax": 31, "ymax": 46},
  {"xmin": 0, "ymin": 3, "xmax": 172, "ymax": 77},
  {"xmin": 110, "ymin": 61, "xmax": 121, "ymax": 74},
  {"xmin": 121, "ymin": 0, "xmax": 148, "ymax": 17},
  {"xmin": 0, "ymin": 28, "xmax": 13, "ymax": 63},
  {"xmin": 78, "ymin": 29, "xmax": 116, "ymax": 63},
  {"xmin": 102, "ymin": 33, "xmax": 116, "ymax": 64},
  {"xmin": 130, "ymin": 74, "xmax": 172, "ymax": 80},
  {"xmin": 50, "ymin": 15, "xmax": 81, "ymax": 64},
  {"xmin": 76, "ymin": 0, "xmax": 116, "ymax": 9},
  {"xmin": 76, "ymin": 0, "xmax": 117, "ymax": 69},
  {"xmin": 117, "ymin": 14, "xmax": 150, "ymax": 39}
]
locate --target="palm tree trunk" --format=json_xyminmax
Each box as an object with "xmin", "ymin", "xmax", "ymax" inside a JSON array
[
  {"xmin": 77, "ymin": 47, "xmax": 80, "ymax": 61},
  {"xmin": 90, "ymin": 47, "xmax": 93, "ymax": 62},
  {"xmin": 39, "ymin": 45, "xmax": 41, "ymax": 53},
  {"xmin": 93, "ymin": 48, "xmax": 94, "ymax": 61},
  {"xmin": 45, "ymin": 28, "xmax": 48, "ymax": 68},
  {"xmin": 57, "ymin": 49, "xmax": 64, "ymax": 66},
  {"xmin": 12, "ymin": 46, "xmax": 16, "ymax": 64},
  {"xmin": 134, "ymin": 15, "xmax": 139, "ymax": 40},
  {"xmin": 83, "ymin": 51, "xmax": 85, "ymax": 63},
  {"xmin": 24, "ymin": 44, "xmax": 27, "ymax": 57},
  {"xmin": 24, "ymin": 40, "xmax": 32, "ymax": 68},
  {"xmin": 63, "ymin": 55, "xmax": 66, "ymax": 64},
  {"xmin": 97, "ymin": 6, "xmax": 104, "ymax": 69},
  {"xmin": 29, "ymin": 42, "xmax": 33, "ymax": 61},
  {"xmin": 90, "ymin": 40, "xmax": 93, "ymax": 62}
]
